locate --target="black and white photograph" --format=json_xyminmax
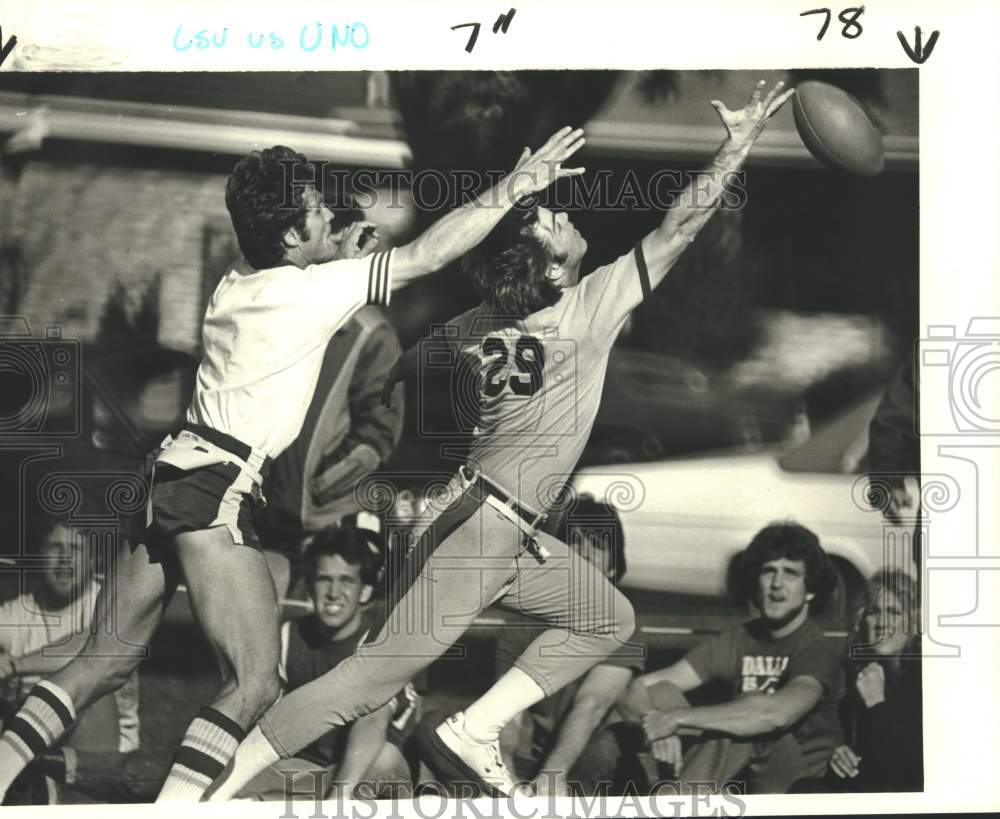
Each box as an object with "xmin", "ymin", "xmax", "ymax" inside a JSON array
[{"xmin": 0, "ymin": 2, "xmax": 995, "ymax": 817}]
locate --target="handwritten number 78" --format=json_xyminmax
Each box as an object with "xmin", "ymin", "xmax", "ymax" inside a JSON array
[{"xmin": 801, "ymin": 7, "xmax": 865, "ymax": 40}]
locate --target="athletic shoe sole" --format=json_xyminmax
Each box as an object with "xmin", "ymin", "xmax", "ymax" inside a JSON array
[{"xmin": 416, "ymin": 717, "xmax": 509, "ymax": 799}]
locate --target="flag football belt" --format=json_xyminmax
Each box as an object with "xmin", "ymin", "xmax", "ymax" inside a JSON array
[
  {"xmin": 181, "ymin": 423, "xmax": 273, "ymax": 484},
  {"xmin": 459, "ymin": 464, "xmax": 551, "ymax": 564}
]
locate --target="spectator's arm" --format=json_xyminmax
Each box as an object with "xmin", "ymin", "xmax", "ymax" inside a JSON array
[
  {"xmin": 634, "ymin": 659, "xmax": 704, "ymax": 695},
  {"xmin": 646, "ymin": 676, "xmax": 822, "ymax": 740},
  {"xmin": 535, "ymin": 665, "xmax": 633, "ymax": 792},
  {"xmin": 621, "ymin": 660, "xmax": 701, "ymax": 726},
  {"xmin": 5, "ymin": 630, "xmax": 89, "ymax": 676},
  {"xmin": 331, "ymin": 699, "xmax": 395, "ymax": 797}
]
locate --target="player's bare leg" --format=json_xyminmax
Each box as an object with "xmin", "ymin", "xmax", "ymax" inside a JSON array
[
  {"xmin": 0, "ymin": 538, "xmax": 175, "ymax": 801},
  {"xmin": 155, "ymin": 525, "xmax": 281, "ymax": 801}
]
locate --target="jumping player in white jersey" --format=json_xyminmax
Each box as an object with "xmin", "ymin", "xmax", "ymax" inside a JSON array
[
  {"xmin": 0, "ymin": 129, "xmax": 586, "ymax": 804},
  {"xmin": 206, "ymin": 79, "xmax": 793, "ymax": 801}
]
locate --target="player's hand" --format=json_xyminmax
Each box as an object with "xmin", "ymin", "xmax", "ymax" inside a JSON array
[
  {"xmin": 711, "ymin": 79, "xmax": 794, "ymax": 147},
  {"xmin": 651, "ymin": 734, "xmax": 683, "ymax": 774},
  {"xmin": 856, "ymin": 661, "xmax": 886, "ymax": 707},
  {"xmin": 531, "ymin": 772, "xmax": 571, "ymax": 797},
  {"xmin": 506, "ymin": 127, "xmax": 586, "ymax": 200},
  {"xmin": 642, "ymin": 709, "xmax": 680, "ymax": 743},
  {"xmin": 338, "ymin": 221, "xmax": 379, "ymax": 260},
  {"xmin": 830, "ymin": 744, "xmax": 861, "ymax": 778}
]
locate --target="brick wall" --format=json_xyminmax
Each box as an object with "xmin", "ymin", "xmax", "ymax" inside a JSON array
[{"xmin": 0, "ymin": 157, "xmax": 237, "ymax": 353}]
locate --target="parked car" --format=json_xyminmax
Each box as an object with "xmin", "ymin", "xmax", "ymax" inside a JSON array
[
  {"xmin": 570, "ymin": 392, "xmax": 915, "ymax": 621},
  {"xmin": 582, "ymin": 347, "xmax": 799, "ymax": 465}
]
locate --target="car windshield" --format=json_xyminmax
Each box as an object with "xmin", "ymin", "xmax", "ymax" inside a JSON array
[{"xmin": 777, "ymin": 391, "xmax": 883, "ymax": 475}]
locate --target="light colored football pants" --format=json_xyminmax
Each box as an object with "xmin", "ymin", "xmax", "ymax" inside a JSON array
[{"xmin": 259, "ymin": 483, "xmax": 636, "ymax": 758}]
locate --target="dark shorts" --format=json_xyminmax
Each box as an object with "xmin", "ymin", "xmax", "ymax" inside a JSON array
[{"xmin": 145, "ymin": 427, "xmax": 268, "ymax": 550}]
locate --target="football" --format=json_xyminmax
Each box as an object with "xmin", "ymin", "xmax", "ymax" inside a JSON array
[{"xmin": 793, "ymin": 80, "xmax": 885, "ymax": 177}]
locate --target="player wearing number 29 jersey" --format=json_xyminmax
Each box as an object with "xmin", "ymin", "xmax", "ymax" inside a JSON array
[
  {"xmin": 204, "ymin": 81, "xmax": 794, "ymax": 803},
  {"xmin": 445, "ymin": 229, "xmax": 651, "ymax": 511}
]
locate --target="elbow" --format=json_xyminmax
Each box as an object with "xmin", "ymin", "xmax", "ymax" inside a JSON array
[
  {"xmin": 403, "ymin": 239, "xmax": 442, "ymax": 275},
  {"xmin": 759, "ymin": 705, "xmax": 795, "ymax": 735}
]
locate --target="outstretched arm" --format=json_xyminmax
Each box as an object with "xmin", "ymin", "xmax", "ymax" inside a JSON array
[
  {"xmin": 643, "ymin": 79, "xmax": 794, "ymax": 282},
  {"xmin": 390, "ymin": 127, "xmax": 586, "ymax": 287},
  {"xmin": 643, "ymin": 675, "xmax": 823, "ymax": 741},
  {"xmin": 577, "ymin": 80, "xmax": 794, "ymax": 347}
]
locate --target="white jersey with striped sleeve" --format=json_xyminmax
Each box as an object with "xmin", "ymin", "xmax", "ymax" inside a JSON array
[
  {"xmin": 443, "ymin": 239, "xmax": 653, "ymax": 511},
  {"xmin": 188, "ymin": 249, "xmax": 394, "ymax": 459}
]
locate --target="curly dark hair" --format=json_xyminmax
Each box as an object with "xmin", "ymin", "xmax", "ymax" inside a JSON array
[
  {"xmin": 303, "ymin": 526, "xmax": 384, "ymax": 589},
  {"xmin": 556, "ymin": 495, "xmax": 626, "ymax": 585},
  {"xmin": 727, "ymin": 522, "xmax": 836, "ymax": 615},
  {"xmin": 461, "ymin": 201, "xmax": 563, "ymax": 319},
  {"xmin": 225, "ymin": 145, "xmax": 317, "ymax": 269}
]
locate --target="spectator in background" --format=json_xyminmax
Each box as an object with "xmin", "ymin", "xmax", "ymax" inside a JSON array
[
  {"xmin": 824, "ymin": 568, "xmax": 922, "ymax": 792},
  {"xmin": 630, "ymin": 523, "xmax": 843, "ymax": 794},
  {"xmin": 259, "ymin": 197, "xmax": 405, "ymax": 581},
  {"xmin": 867, "ymin": 348, "xmax": 920, "ymax": 566},
  {"xmin": 495, "ymin": 498, "xmax": 644, "ymax": 797},
  {"xmin": 0, "ymin": 514, "xmax": 140, "ymax": 801},
  {"xmin": 238, "ymin": 527, "xmax": 418, "ymax": 801}
]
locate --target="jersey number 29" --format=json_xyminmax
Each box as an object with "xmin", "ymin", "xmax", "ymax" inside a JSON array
[{"xmin": 481, "ymin": 335, "xmax": 544, "ymax": 397}]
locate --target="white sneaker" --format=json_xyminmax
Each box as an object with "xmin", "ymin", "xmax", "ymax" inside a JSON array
[{"xmin": 427, "ymin": 712, "xmax": 515, "ymax": 798}]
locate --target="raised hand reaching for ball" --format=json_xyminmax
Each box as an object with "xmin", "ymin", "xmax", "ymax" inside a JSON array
[{"xmin": 710, "ymin": 79, "xmax": 795, "ymax": 148}]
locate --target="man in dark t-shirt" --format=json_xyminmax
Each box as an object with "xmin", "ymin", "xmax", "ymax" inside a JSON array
[
  {"xmin": 239, "ymin": 527, "xmax": 419, "ymax": 800},
  {"xmin": 629, "ymin": 523, "xmax": 844, "ymax": 794}
]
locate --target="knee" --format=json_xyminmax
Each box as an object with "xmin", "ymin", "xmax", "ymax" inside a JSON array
[
  {"xmin": 610, "ymin": 593, "xmax": 636, "ymax": 644},
  {"xmin": 240, "ymin": 672, "xmax": 282, "ymax": 722}
]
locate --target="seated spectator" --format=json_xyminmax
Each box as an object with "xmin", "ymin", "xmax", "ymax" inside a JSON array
[
  {"xmin": 629, "ymin": 522, "xmax": 843, "ymax": 794},
  {"xmin": 824, "ymin": 568, "xmax": 922, "ymax": 792},
  {"xmin": 0, "ymin": 513, "xmax": 141, "ymax": 802},
  {"xmin": 495, "ymin": 498, "xmax": 644, "ymax": 797},
  {"xmin": 238, "ymin": 526, "xmax": 418, "ymax": 801}
]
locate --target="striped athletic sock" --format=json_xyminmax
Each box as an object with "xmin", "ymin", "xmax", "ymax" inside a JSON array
[
  {"xmin": 157, "ymin": 707, "xmax": 246, "ymax": 801},
  {"xmin": 0, "ymin": 681, "xmax": 76, "ymax": 798}
]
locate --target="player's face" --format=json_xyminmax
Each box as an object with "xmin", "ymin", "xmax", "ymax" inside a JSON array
[
  {"xmin": 310, "ymin": 554, "xmax": 370, "ymax": 634},
  {"xmin": 861, "ymin": 589, "xmax": 910, "ymax": 655},
  {"xmin": 534, "ymin": 206, "xmax": 587, "ymax": 285},
  {"xmin": 755, "ymin": 558, "xmax": 813, "ymax": 630},
  {"xmin": 38, "ymin": 524, "xmax": 91, "ymax": 608},
  {"xmin": 291, "ymin": 187, "xmax": 341, "ymax": 265}
]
